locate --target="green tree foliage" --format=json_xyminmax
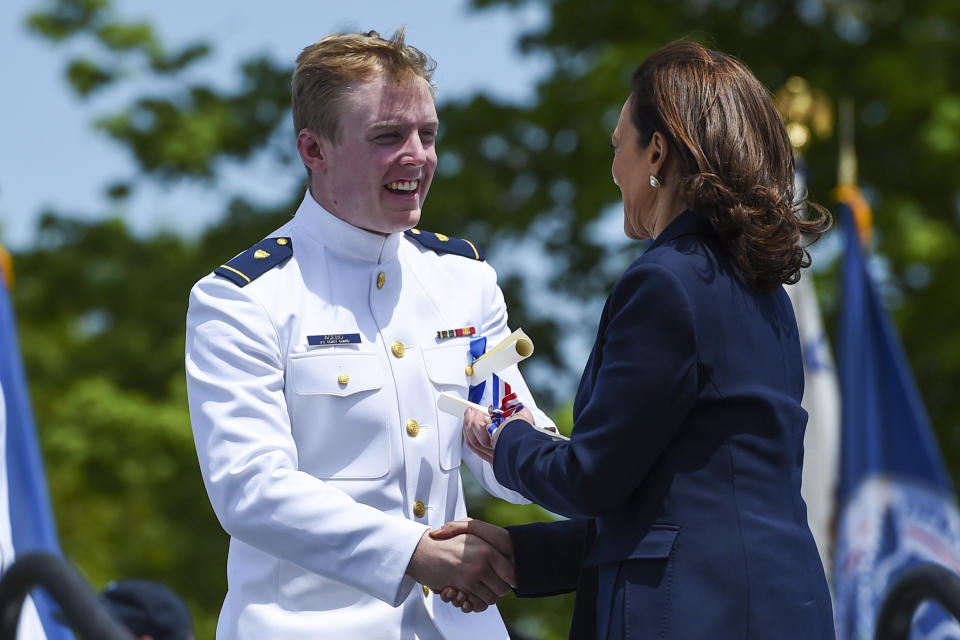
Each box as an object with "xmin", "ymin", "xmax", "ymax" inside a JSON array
[{"xmin": 9, "ymin": 0, "xmax": 960, "ymax": 637}]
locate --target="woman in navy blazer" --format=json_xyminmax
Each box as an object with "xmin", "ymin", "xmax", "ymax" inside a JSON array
[{"xmin": 435, "ymin": 41, "xmax": 835, "ymax": 639}]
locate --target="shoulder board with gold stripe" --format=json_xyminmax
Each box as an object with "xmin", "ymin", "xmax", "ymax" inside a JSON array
[
  {"xmin": 404, "ymin": 229, "xmax": 485, "ymax": 261},
  {"xmin": 214, "ymin": 237, "xmax": 293, "ymax": 287}
]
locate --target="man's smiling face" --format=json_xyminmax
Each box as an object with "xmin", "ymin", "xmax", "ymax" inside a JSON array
[{"xmin": 316, "ymin": 74, "xmax": 439, "ymax": 234}]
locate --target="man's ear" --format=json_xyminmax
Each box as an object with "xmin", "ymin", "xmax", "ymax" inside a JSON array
[{"xmin": 296, "ymin": 128, "xmax": 328, "ymax": 174}]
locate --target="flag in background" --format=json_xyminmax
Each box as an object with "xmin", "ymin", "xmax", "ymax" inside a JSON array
[
  {"xmin": 787, "ymin": 157, "xmax": 842, "ymax": 580},
  {"xmin": 786, "ymin": 273, "xmax": 841, "ymax": 580},
  {"xmin": 0, "ymin": 251, "xmax": 70, "ymax": 640},
  {"xmin": 831, "ymin": 195, "xmax": 960, "ymax": 639}
]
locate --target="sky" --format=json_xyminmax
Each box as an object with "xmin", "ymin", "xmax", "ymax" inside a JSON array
[{"xmin": 0, "ymin": 0, "xmax": 552, "ymax": 250}]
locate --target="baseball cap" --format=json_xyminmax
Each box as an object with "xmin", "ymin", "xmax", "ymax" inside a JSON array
[{"xmin": 98, "ymin": 579, "xmax": 194, "ymax": 640}]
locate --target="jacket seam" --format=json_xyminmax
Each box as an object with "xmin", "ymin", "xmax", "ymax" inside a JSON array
[
  {"xmin": 660, "ymin": 534, "xmax": 676, "ymax": 639},
  {"xmin": 725, "ymin": 436, "xmax": 751, "ymax": 640},
  {"xmin": 637, "ymin": 261, "xmax": 701, "ymax": 393}
]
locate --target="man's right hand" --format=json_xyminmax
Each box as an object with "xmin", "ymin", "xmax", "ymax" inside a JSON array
[
  {"xmin": 426, "ymin": 518, "xmax": 516, "ymax": 613},
  {"xmin": 405, "ymin": 526, "xmax": 515, "ymax": 612}
]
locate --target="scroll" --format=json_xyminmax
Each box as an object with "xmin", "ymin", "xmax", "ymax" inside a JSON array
[
  {"xmin": 437, "ymin": 392, "xmax": 569, "ymax": 441},
  {"xmin": 468, "ymin": 328, "xmax": 534, "ymax": 386},
  {"xmin": 437, "ymin": 392, "xmax": 489, "ymax": 418}
]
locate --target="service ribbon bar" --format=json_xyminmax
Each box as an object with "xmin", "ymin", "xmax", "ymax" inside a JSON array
[{"xmin": 436, "ymin": 326, "xmax": 477, "ymax": 340}]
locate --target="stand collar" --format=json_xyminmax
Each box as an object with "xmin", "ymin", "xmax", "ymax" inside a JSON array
[
  {"xmin": 647, "ymin": 209, "xmax": 714, "ymax": 251},
  {"xmin": 293, "ymin": 191, "xmax": 401, "ymax": 264}
]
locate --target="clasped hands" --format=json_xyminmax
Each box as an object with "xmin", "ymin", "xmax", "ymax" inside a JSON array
[
  {"xmin": 407, "ymin": 518, "xmax": 513, "ymax": 613},
  {"xmin": 405, "ymin": 405, "xmax": 536, "ymax": 612}
]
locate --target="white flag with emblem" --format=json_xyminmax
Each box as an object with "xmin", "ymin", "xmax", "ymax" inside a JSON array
[{"xmin": 787, "ymin": 272, "xmax": 841, "ymax": 581}]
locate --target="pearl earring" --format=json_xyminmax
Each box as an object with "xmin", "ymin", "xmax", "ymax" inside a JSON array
[{"xmin": 649, "ymin": 175, "xmax": 662, "ymax": 188}]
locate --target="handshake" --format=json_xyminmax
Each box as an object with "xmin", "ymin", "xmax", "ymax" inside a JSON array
[{"xmin": 405, "ymin": 518, "xmax": 514, "ymax": 613}]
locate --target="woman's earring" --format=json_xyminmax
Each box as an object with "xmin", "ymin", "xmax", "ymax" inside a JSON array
[{"xmin": 649, "ymin": 174, "xmax": 662, "ymax": 188}]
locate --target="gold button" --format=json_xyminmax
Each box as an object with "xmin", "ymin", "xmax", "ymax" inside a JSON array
[
  {"xmin": 406, "ymin": 419, "xmax": 420, "ymax": 437},
  {"xmin": 413, "ymin": 500, "xmax": 426, "ymax": 518},
  {"xmin": 465, "ymin": 365, "xmax": 474, "ymax": 377},
  {"xmin": 337, "ymin": 373, "xmax": 349, "ymax": 385},
  {"xmin": 376, "ymin": 272, "xmax": 386, "ymax": 289},
  {"xmin": 435, "ymin": 233, "xmax": 449, "ymax": 242},
  {"xmin": 276, "ymin": 238, "xmax": 288, "ymax": 246},
  {"xmin": 391, "ymin": 341, "xmax": 405, "ymax": 358},
  {"xmin": 411, "ymin": 228, "xmax": 421, "ymax": 235},
  {"xmin": 422, "ymin": 585, "xmax": 430, "ymax": 596}
]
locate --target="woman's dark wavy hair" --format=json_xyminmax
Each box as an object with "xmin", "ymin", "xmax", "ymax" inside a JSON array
[{"xmin": 630, "ymin": 41, "xmax": 831, "ymax": 293}]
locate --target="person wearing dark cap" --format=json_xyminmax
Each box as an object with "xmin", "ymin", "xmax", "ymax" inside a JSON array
[{"xmin": 97, "ymin": 580, "xmax": 194, "ymax": 640}]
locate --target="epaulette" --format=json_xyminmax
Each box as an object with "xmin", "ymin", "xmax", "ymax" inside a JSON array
[
  {"xmin": 404, "ymin": 229, "xmax": 485, "ymax": 261},
  {"xmin": 214, "ymin": 237, "xmax": 293, "ymax": 287}
]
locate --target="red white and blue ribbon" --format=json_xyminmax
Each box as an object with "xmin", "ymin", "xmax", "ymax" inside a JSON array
[
  {"xmin": 489, "ymin": 379, "xmax": 524, "ymax": 433},
  {"xmin": 469, "ymin": 336, "xmax": 525, "ymax": 434}
]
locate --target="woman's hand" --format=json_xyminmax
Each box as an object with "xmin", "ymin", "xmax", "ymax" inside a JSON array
[{"xmin": 490, "ymin": 406, "xmax": 535, "ymax": 448}]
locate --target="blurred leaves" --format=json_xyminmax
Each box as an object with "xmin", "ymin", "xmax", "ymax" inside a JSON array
[
  {"xmin": 96, "ymin": 21, "xmax": 158, "ymax": 53},
  {"xmin": 27, "ymin": 0, "xmax": 211, "ymax": 98},
  {"xmin": 26, "ymin": 0, "xmax": 109, "ymax": 41},
  {"xmin": 65, "ymin": 58, "xmax": 114, "ymax": 95},
  {"xmin": 42, "ymin": 376, "xmax": 225, "ymax": 640},
  {"xmin": 94, "ymin": 57, "xmax": 292, "ymax": 178}
]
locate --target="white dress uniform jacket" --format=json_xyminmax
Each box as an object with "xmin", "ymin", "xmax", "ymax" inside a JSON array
[{"xmin": 185, "ymin": 192, "xmax": 553, "ymax": 640}]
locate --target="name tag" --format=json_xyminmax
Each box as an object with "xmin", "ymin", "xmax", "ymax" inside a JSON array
[{"xmin": 307, "ymin": 333, "xmax": 361, "ymax": 346}]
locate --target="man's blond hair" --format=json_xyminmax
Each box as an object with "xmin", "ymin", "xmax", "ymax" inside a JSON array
[{"xmin": 292, "ymin": 28, "xmax": 436, "ymax": 145}]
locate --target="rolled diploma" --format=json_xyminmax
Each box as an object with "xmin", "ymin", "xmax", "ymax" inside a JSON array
[
  {"xmin": 468, "ymin": 328, "xmax": 534, "ymax": 386},
  {"xmin": 437, "ymin": 392, "xmax": 489, "ymax": 418},
  {"xmin": 437, "ymin": 392, "xmax": 570, "ymax": 441}
]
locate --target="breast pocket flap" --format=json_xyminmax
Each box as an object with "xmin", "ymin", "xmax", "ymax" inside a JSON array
[
  {"xmin": 289, "ymin": 352, "xmax": 383, "ymax": 397},
  {"xmin": 421, "ymin": 344, "xmax": 471, "ymax": 387},
  {"xmin": 585, "ymin": 524, "xmax": 680, "ymax": 566}
]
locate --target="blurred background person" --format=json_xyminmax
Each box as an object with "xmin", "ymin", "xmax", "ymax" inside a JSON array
[
  {"xmin": 95, "ymin": 579, "xmax": 194, "ymax": 640},
  {"xmin": 54, "ymin": 578, "xmax": 195, "ymax": 640}
]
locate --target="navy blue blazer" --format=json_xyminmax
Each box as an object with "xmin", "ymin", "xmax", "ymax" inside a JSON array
[{"xmin": 495, "ymin": 210, "xmax": 834, "ymax": 639}]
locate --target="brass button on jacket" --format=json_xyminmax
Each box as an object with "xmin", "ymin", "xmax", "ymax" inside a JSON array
[
  {"xmin": 337, "ymin": 373, "xmax": 349, "ymax": 385},
  {"xmin": 422, "ymin": 585, "xmax": 430, "ymax": 596},
  {"xmin": 376, "ymin": 272, "xmax": 386, "ymax": 289},
  {"xmin": 406, "ymin": 419, "xmax": 420, "ymax": 437},
  {"xmin": 413, "ymin": 500, "xmax": 426, "ymax": 518},
  {"xmin": 391, "ymin": 341, "xmax": 405, "ymax": 358}
]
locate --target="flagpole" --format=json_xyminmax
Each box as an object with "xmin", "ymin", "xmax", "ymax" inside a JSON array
[
  {"xmin": 835, "ymin": 96, "xmax": 873, "ymax": 247},
  {"xmin": 837, "ymin": 96, "xmax": 856, "ymax": 188}
]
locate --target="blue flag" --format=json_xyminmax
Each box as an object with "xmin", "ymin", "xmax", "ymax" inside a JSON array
[
  {"xmin": 0, "ymin": 278, "xmax": 72, "ymax": 639},
  {"xmin": 832, "ymin": 201, "xmax": 960, "ymax": 639}
]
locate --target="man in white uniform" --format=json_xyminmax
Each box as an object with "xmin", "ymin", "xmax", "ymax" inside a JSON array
[{"xmin": 185, "ymin": 29, "xmax": 552, "ymax": 639}]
